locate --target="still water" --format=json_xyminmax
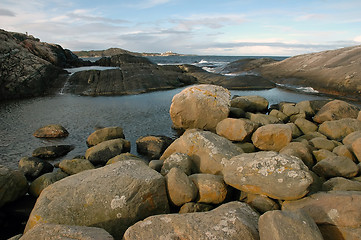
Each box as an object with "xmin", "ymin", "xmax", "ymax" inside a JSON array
[{"xmin": 0, "ymin": 87, "xmax": 343, "ymax": 169}]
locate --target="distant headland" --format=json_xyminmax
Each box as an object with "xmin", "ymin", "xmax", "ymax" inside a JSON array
[{"xmin": 73, "ymin": 48, "xmax": 191, "ymax": 58}]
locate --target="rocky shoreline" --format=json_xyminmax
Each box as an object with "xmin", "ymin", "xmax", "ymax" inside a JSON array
[{"xmin": 2, "ymin": 84, "xmax": 361, "ymax": 239}]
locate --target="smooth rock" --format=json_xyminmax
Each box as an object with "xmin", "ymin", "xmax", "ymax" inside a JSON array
[
  {"xmin": 86, "ymin": 126, "xmax": 125, "ymax": 147},
  {"xmin": 282, "ymin": 191, "xmax": 361, "ymax": 240},
  {"xmin": 333, "ymin": 145, "xmax": 357, "ymax": 162},
  {"xmin": 32, "ymin": 145, "xmax": 74, "ymax": 159},
  {"xmin": 312, "ymin": 149, "xmax": 337, "ymax": 162},
  {"xmin": 322, "ymin": 177, "xmax": 361, "ymax": 191},
  {"xmin": 313, "ymin": 100, "xmax": 360, "ymax": 123},
  {"xmin": 161, "ymin": 152, "xmax": 193, "ymax": 176},
  {"xmin": 29, "ymin": 170, "xmax": 68, "ymax": 197},
  {"xmin": 123, "ymin": 201, "xmax": 260, "ymax": 240},
  {"xmin": 294, "ymin": 118, "xmax": 318, "ymax": 134},
  {"xmin": 24, "ymin": 160, "xmax": 169, "ymax": 239},
  {"xmin": 59, "ymin": 158, "xmax": 95, "ymax": 175},
  {"xmin": 318, "ymin": 118, "xmax": 361, "ymax": 140},
  {"xmin": 178, "ymin": 202, "xmax": 214, "ymax": 213},
  {"xmin": 309, "ymin": 137, "xmax": 336, "ymax": 151},
  {"xmin": 20, "ymin": 223, "xmax": 114, "ymax": 240},
  {"xmin": 312, "ymin": 156, "xmax": 359, "ymax": 178},
  {"xmin": 0, "ymin": 165, "xmax": 28, "ymax": 207},
  {"xmin": 85, "ymin": 138, "xmax": 131, "ymax": 165},
  {"xmin": 106, "ymin": 153, "xmax": 144, "ymax": 165},
  {"xmin": 33, "ymin": 124, "xmax": 69, "ymax": 138},
  {"xmin": 281, "ymin": 104, "xmax": 301, "ymax": 117},
  {"xmin": 279, "ymin": 142, "xmax": 314, "ymax": 168},
  {"xmin": 296, "ymin": 131, "xmax": 327, "ymax": 141},
  {"xmin": 352, "ymin": 138, "xmax": 361, "ymax": 162},
  {"xmin": 259, "ymin": 210, "xmax": 323, "ymax": 240},
  {"xmin": 230, "ymin": 95, "xmax": 269, "ymax": 113},
  {"xmin": 251, "ymin": 124, "xmax": 292, "ymax": 151},
  {"xmin": 224, "ymin": 151, "xmax": 313, "ymax": 200},
  {"xmin": 18, "ymin": 156, "xmax": 54, "ymax": 180},
  {"xmin": 343, "ymin": 130, "xmax": 361, "ymax": 145},
  {"xmin": 170, "ymin": 84, "xmax": 231, "ymax": 131},
  {"xmin": 136, "ymin": 135, "xmax": 173, "ymax": 159},
  {"xmin": 216, "ymin": 118, "xmax": 257, "ymax": 141},
  {"xmin": 189, "ymin": 173, "xmax": 227, "ymax": 204},
  {"xmin": 160, "ymin": 129, "xmax": 243, "ymax": 175},
  {"xmin": 165, "ymin": 168, "xmax": 197, "ymax": 206}
]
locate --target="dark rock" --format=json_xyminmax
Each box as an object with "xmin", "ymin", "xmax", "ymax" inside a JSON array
[
  {"xmin": 33, "ymin": 124, "xmax": 69, "ymax": 138},
  {"xmin": 136, "ymin": 135, "xmax": 173, "ymax": 160},
  {"xmin": 18, "ymin": 156, "xmax": 54, "ymax": 180},
  {"xmin": 312, "ymin": 156, "xmax": 359, "ymax": 179},
  {"xmin": 231, "ymin": 95, "xmax": 269, "ymax": 113},
  {"xmin": 32, "ymin": 145, "xmax": 74, "ymax": 159},
  {"xmin": 178, "ymin": 202, "xmax": 214, "ymax": 213},
  {"xmin": 220, "ymin": 57, "xmax": 277, "ymax": 75}
]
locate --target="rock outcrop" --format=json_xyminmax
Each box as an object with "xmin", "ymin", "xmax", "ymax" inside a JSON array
[{"xmin": 260, "ymin": 45, "xmax": 361, "ymax": 100}]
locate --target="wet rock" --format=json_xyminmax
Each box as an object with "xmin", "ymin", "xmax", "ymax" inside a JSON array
[
  {"xmin": 230, "ymin": 95, "xmax": 269, "ymax": 113},
  {"xmin": 0, "ymin": 165, "xmax": 28, "ymax": 207},
  {"xmin": 216, "ymin": 118, "xmax": 257, "ymax": 141},
  {"xmin": 20, "ymin": 223, "xmax": 114, "ymax": 240},
  {"xmin": 136, "ymin": 135, "xmax": 173, "ymax": 160},
  {"xmin": 312, "ymin": 156, "xmax": 359, "ymax": 178},
  {"xmin": 161, "ymin": 152, "xmax": 193, "ymax": 176},
  {"xmin": 85, "ymin": 138, "xmax": 131, "ymax": 165},
  {"xmin": 33, "ymin": 124, "xmax": 69, "ymax": 138},
  {"xmin": 224, "ymin": 151, "xmax": 313, "ymax": 200},
  {"xmin": 282, "ymin": 191, "xmax": 361, "ymax": 240},
  {"xmin": 24, "ymin": 160, "xmax": 169, "ymax": 239},
  {"xmin": 178, "ymin": 202, "xmax": 214, "ymax": 213},
  {"xmin": 244, "ymin": 194, "xmax": 280, "ymax": 214},
  {"xmin": 160, "ymin": 129, "xmax": 243, "ymax": 175},
  {"xmin": 169, "ymin": 84, "xmax": 231, "ymax": 131},
  {"xmin": 18, "ymin": 156, "xmax": 53, "ymax": 180},
  {"xmin": 106, "ymin": 153, "xmax": 144, "ymax": 165},
  {"xmin": 294, "ymin": 118, "xmax": 318, "ymax": 134},
  {"xmin": 189, "ymin": 173, "xmax": 228, "ymax": 204},
  {"xmin": 318, "ymin": 118, "xmax": 361, "ymax": 140},
  {"xmin": 322, "ymin": 177, "xmax": 361, "ymax": 191},
  {"xmin": 259, "ymin": 210, "xmax": 323, "ymax": 240},
  {"xmin": 279, "ymin": 142, "xmax": 314, "ymax": 168},
  {"xmin": 251, "ymin": 124, "xmax": 292, "ymax": 151},
  {"xmin": 165, "ymin": 168, "xmax": 197, "ymax": 206},
  {"xmin": 32, "ymin": 145, "xmax": 74, "ymax": 159},
  {"xmin": 59, "ymin": 158, "xmax": 95, "ymax": 175},
  {"xmin": 309, "ymin": 137, "xmax": 336, "ymax": 151},
  {"xmin": 29, "ymin": 170, "xmax": 68, "ymax": 197},
  {"xmin": 123, "ymin": 201, "xmax": 260, "ymax": 240},
  {"xmin": 86, "ymin": 126, "xmax": 125, "ymax": 147},
  {"xmin": 313, "ymin": 100, "xmax": 360, "ymax": 123}
]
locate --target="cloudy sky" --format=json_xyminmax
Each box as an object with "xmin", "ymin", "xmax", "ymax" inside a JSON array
[{"xmin": 1, "ymin": 0, "xmax": 361, "ymax": 56}]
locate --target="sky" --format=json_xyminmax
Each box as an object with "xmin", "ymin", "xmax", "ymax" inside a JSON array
[{"xmin": 1, "ymin": 0, "xmax": 361, "ymax": 56}]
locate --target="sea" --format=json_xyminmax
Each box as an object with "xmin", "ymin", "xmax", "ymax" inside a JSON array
[{"xmin": 0, "ymin": 55, "xmax": 359, "ymax": 169}]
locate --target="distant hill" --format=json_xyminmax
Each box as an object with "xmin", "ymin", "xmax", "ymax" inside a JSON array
[{"xmin": 73, "ymin": 48, "xmax": 185, "ymax": 58}]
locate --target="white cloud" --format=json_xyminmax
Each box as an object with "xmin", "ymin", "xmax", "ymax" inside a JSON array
[{"xmin": 355, "ymin": 36, "xmax": 361, "ymax": 42}]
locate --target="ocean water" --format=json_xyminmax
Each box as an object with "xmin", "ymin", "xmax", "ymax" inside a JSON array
[{"xmin": 0, "ymin": 55, "xmax": 358, "ymax": 169}]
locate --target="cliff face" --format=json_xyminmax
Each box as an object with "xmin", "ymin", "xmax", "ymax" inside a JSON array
[
  {"xmin": 0, "ymin": 29, "xmax": 86, "ymax": 100},
  {"xmin": 260, "ymin": 45, "xmax": 361, "ymax": 100}
]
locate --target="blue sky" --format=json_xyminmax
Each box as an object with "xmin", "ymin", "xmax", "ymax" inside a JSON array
[{"xmin": 1, "ymin": 0, "xmax": 361, "ymax": 56}]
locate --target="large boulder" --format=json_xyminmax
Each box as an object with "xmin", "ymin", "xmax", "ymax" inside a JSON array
[
  {"xmin": 259, "ymin": 210, "xmax": 323, "ymax": 240},
  {"xmin": 86, "ymin": 127, "xmax": 125, "ymax": 147},
  {"xmin": 160, "ymin": 129, "xmax": 243, "ymax": 175},
  {"xmin": 169, "ymin": 84, "xmax": 231, "ymax": 131},
  {"xmin": 123, "ymin": 201, "xmax": 260, "ymax": 240},
  {"xmin": 282, "ymin": 191, "xmax": 361, "ymax": 240},
  {"xmin": 216, "ymin": 118, "xmax": 257, "ymax": 141},
  {"xmin": 0, "ymin": 165, "xmax": 28, "ymax": 207},
  {"xmin": 18, "ymin": 156, "xmax": 54, "ymax": 180},
  {"xmin": 20, "ymin": 223, "xmax": 114, "ymax": 240},
  {"xmin": 230, "ymin": 95, "xmax": 269, "ymax": 113},
  {"xmin": 85, "ymin": 138, "xmax": 131, "ymax": 165},
  {"xmin": 318, "ymin": 118, "xmax": 361, "ymax": 140},
  {"xmin": 136, "ymin": 135, "xmax": 173, "ymax": 159},
  {"xmin": 24, "ymin": 160, "xmax": 170, "ymax": 239},
  {"xmin": 223, "ymin": 151, "xmax": 313, "ymax": 200},
  {"xmin": 313, "ymin": 100, "xmax": 360, "ymax": 123},
  {"xmin": 251, "ymin": 124, "xmax": 292, "ymax": 151},
  {"xmin": 33, "ymin": 124, "xmax": 69, "ymax": 138}
]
